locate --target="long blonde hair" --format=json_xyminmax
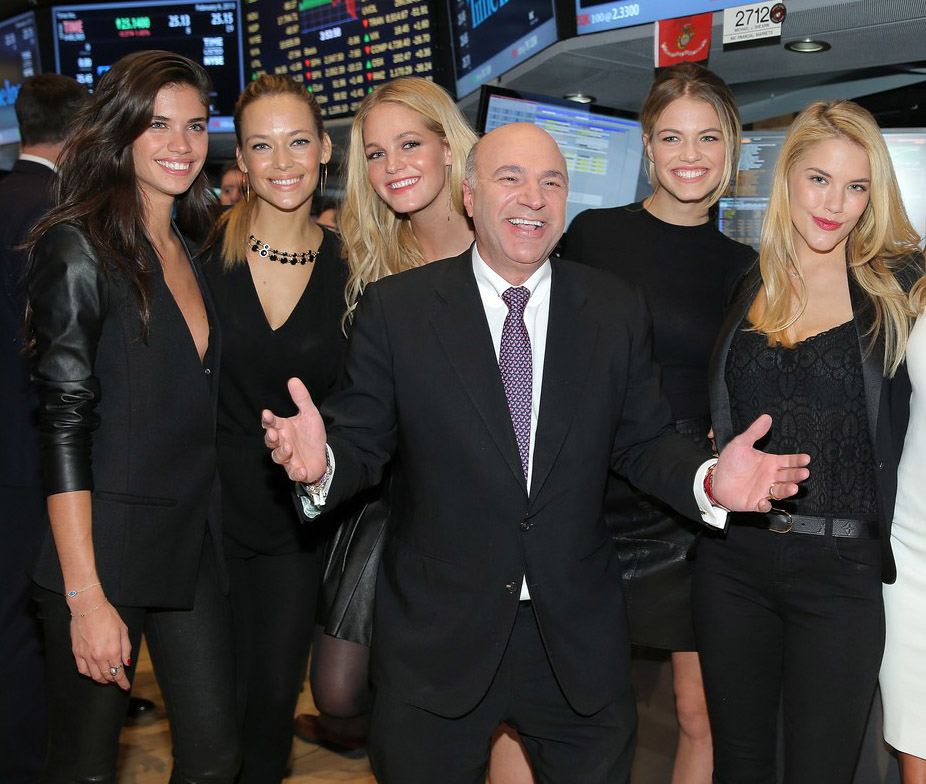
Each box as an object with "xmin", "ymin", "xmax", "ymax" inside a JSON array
[
  {"xmin": 751, "ymin": 100, "xmax": 921, "ymax": 376},
  {"xmin": 214, "ymin": 74, "xmax": 327, "ymax": 269},
  {"xmin": 639, "ymin": 63, "xmax": 741, "ymax": 208},
  {"xmin": 339, "ymin": 77, "xmax": 477, "ymax": 320}
]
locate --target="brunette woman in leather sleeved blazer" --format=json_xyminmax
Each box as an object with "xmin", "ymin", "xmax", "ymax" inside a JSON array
[
  {"xmin": 694, "ymin": 100, "xmax": 923, "ymax": 784},
  {"xmin": 25, "ymin": 51, "xmax": 240, "ymax": 784}
]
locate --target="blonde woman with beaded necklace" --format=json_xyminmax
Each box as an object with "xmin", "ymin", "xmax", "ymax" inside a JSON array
[
  {"xmin": 201, "ymin": 74, "xmax": 348, "ymax": 784},
  {"xmin": 295, "ymin": 76, "xmax": 535, "ymax": 784}
]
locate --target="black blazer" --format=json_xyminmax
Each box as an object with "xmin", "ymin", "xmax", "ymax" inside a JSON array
[
  {"xmin": 27, "ymin": 222, "xmax": 224, "ymax": 608},
  {"xmin": 709, "ymin": 262, "xmax": 922, "ymax": 583},
  {"xmin": 1, "ymin": 159, "xmax": 55, "ymax": 488},
  {"xmin": 315, "ymin": 249, "xmax": 711, "ymax": 717}
]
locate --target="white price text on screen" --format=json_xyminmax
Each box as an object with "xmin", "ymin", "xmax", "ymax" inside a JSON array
[
  {"xmin": 722, "ymin": 1, "xmax": 785, "ymax": 45},
  {"xmin": 588, "ymin": 2, "xmax": 639, "ymax": 27}
]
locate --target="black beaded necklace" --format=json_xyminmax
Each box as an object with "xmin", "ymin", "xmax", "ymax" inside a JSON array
[{"xmin": 248, "ymin": 235, "xmax": 319, "ymax": 265}]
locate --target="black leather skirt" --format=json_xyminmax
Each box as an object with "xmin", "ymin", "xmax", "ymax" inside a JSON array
[
  {"xmin": 318, "ymin": 480, "xmax": 391, "ymax": 647},
  {"xmin": 607, "ymin": 416, "xmax": 712, "ymax": 652}
]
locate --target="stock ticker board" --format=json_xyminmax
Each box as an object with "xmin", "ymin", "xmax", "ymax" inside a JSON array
[{"xmin": 243, "ymin": 0, "xmax": 436, "ymax": 118}]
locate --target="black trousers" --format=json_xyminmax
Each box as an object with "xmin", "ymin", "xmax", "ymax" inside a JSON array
[
  {"xmin": 34, "ymin": 539, "xmax": 240, "ymax": 784},
  {"xmin": 692, "ymin": 523, "xmax": 884, "ymax": 784},
  {"xmin": 369, "ymin": 602, "xmax": 637, "ymax": 784},
  {"xmin": 226, "ymin": 548, "xmax": 322, "ymax": 784}
]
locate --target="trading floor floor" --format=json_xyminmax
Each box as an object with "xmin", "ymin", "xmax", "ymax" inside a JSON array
[{"xmin": 116, "ymin": 643, "xmax": 899, "ymax": 784}]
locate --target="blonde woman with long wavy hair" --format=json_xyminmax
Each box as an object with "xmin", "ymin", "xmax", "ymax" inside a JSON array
[
  {"xmin": 297, "ymin": 77, "xmax": 534, "ymax": 784},
  {"xmin": 338, "ymin": 76, "xmax": 476, "ymax": 320},
  {"xmin": 693, "ymin": 99, "xmax": 923, "ymax": 784}
]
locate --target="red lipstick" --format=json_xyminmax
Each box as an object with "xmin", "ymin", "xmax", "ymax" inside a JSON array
[{"xmin": 813, "ymin": 216, "xmax": 841, "ymax": 231}]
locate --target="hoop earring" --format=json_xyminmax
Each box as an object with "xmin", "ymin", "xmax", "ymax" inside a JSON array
[
  {"xmin": 244, "ymin": 176, "xmax": 250, "ymax": 203},
  {"xmin": 320, "ymin": 163, "xmax": 328, "ymax": 196}
]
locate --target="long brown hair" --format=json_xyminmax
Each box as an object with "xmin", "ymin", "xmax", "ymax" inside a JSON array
[{"xmin": 28, "ymin": 50, "xmax": 218, "ymax": 334}]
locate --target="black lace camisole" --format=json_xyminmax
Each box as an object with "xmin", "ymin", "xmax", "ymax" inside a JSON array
[{"xmin": 726, "ymin": 318, "xmax": 878, "ymax": 517}]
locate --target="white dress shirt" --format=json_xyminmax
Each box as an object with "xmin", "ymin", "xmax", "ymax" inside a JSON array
[{"xmin": 472, "ymin": 246, "xmax": 551, "ymax": 599}]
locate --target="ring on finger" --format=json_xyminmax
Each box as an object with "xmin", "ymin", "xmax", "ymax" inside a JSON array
[
  {"xmin": 768, "ymin": 483, "xmax": 777, "ymax": 500},
  {"xmin": 109, "ymin": 664, "xmax": 122, "ymax": 677}
]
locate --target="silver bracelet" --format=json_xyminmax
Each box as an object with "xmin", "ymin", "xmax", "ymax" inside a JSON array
[{"xmin": 66, "ymin": 581, "xmax": 101, "ymax": 598}]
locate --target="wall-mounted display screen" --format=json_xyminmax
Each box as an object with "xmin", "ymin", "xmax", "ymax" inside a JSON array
[
  {"xmin": 719, "ymin": 129, "xmax": 926, "ymax": 249},
  {"xmin": 51, "ymin": 0, "xmax": 244, "ymax": 132},
  {"xmin": 449, "ymin": 0, "xmax": 558, "ymax": 99},
  {"xmin": 477, "ymin": 85, "xmax": 649, "ymax": 229},
  {"xmin": 575, "ymin": 0, "xmax": 742, "ymax": 37},
  {"xmin": 242, "ymin": 0, "xmax": 438, "ymax": 119},
  {"xmin": 0, "ymin": 11, "xmax": 41, "ymax": 145}
]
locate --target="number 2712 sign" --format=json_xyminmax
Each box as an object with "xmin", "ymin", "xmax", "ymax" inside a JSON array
[{"xmin": 722, "ymin": 1, "xmax": 786, "ymax": 45}]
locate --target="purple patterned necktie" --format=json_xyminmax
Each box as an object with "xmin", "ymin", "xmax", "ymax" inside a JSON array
[{"xmin": 499, "ymin": 286, "xmax": 532, "ymax": 479}]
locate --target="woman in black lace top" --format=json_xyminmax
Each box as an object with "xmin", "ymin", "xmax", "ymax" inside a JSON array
[{"xmin": 694, "ymin": 100, "xmax": 923, "ymax": 784}]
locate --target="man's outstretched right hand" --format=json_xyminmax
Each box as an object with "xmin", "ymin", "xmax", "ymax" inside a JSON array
[{"xmin": 262, "ymin": 377, "xmax": 329, "ymax": 484}]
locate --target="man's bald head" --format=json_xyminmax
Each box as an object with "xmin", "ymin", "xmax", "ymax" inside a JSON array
[{"xmin": 462, "ymin": 123, "xmax": 568, "ymax": 284}]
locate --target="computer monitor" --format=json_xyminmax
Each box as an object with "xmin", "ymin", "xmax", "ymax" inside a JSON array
[
  {"xmin": 241, "ymin": 0, "xmax": 445, "ymax": 119},
  {"xmin": 477, "ymin": 85, "xmax": 650, "ymax": 229},
  {"xmin": 575, "ymin": 0, "xmax": 743, "ymax": 36},
  {"xmin": 449, "ymin": 0, "xmax": 558, "ymax": 99},
  {"xmin": 51, "ymin": 0, "xmax": 244, "ymax": 132},
  {"xmin": 0, "ymin": 11, "xmax": 41, "ymax": 145},
  {"xmin": 718, "ymin": 129, "xmax": 926, "ymax": 249}
]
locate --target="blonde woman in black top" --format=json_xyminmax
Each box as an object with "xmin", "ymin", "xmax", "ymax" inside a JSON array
[{"xmin": 696, "ymin": 100, "xmax": 922, "ymax": 784}]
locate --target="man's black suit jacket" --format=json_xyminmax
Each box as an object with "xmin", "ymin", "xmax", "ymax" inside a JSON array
[
  {"xmin": 317, "ymin": 249, "xmax": 712, "ymax": 718},
  {"xmin": 1, "ymin": 159, "xmax": 55, "ymax": 487}
]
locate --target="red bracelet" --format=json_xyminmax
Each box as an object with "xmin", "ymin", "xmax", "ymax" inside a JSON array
[{"xmin": 703, "ymin": 463, "xmax": 720, "ymax": 507}]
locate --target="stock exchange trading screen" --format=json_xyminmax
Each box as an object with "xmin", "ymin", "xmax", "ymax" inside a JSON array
[
  {"xmin": 448, "ymin": 0, "xmax": 557, "ymax": 99},
  {"xmin": 51, "ymin": 0, "xmax": 244, "ymax": 130},
  {"xmin": 242, "ymin": 0, "xmax": 437, "ymax": 119}
]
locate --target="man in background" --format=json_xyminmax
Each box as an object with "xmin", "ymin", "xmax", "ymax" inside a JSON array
[
  {"xmin": 219, "ymin": 159, "xmax": 246, "ymax": 205},
  {"xmin": 0, "ymin": 73, "xmax": 87, "ymax": 784}
]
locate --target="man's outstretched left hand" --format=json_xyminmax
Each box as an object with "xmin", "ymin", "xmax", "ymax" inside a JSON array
[{"xmin": 712, "ymin": 414, "xmax": 810, "ymax": 513}]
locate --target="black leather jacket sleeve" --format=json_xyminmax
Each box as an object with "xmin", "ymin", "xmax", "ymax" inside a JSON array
[{"xmin": 28, "ymin": 223, "xmax": 108, "ymax": 495}]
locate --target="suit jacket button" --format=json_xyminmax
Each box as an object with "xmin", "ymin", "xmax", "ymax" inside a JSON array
[
  {"xmin": 505, "ymin": 582, "xmax": 518, "ymax": 594},
  {"xmin": 519, "ymin": 519, "xmax": 532, "ymax": 531}
]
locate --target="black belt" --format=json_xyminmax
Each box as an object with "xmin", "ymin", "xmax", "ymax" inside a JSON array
[{"xmin": 747, "ymin": 511, "xmax": 879, "ymax": 539}]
